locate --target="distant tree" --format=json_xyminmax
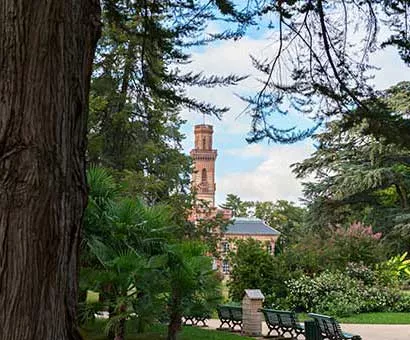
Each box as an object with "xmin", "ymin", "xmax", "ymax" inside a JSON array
[
  {"xmin": 252, "ymin": 200, "xmax": 306, "ymax": 251},
  {"xmin": 220, "ymin": 194, "xmax": 252, "ymax": 217},
  {"xmin": 228, "ymin": 239, "xmax": 278, "ymax": 305}
]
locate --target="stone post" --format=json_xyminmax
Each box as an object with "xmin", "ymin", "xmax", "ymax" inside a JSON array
[{"xmin": 242, "ymin": 289, "xmax": 265, "ymax": 337}]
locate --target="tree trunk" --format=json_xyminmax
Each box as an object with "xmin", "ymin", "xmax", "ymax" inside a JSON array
[
  {"xmin": 167, "ymin": 288, "xmax": 183, "ymax": 340},
  {"xmin": 0, "ymin": 1, "xmax": 101, "ymax": 339},
  {"xmin": 114, "ymin": 304, "xmax": 127, "ymax": 340}
]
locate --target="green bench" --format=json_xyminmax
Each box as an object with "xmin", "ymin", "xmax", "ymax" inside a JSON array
[
  {"xmin": 183, "ymin": 304, "xmax": 210, "ymax": 327},
  {"xmin": 260, "ymin": 308, "xmax": 304, "ymax": 339},
  {"xmin": 216, "ymin": 305, "xmax": 243, "ymax": 331},
  {"xmin": 183, "ymin": 313, "xmax": 210, "ymax": 327},
  {"xmin": 308, "ymin": 313, "xmax": 362, "ymax": 340}
]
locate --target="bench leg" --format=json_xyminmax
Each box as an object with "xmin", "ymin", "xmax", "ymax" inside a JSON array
[
  {"xmin": 294, "ymin": 329, "xmax": 305, "ymax": 340},
  {"xmin": 196, "ymin": 318, "xmax": 208, "ymax": 327},
  {"xmin": 231, "ymin": 321, "xmax": 242, "ymax": 332},
  {"xmin": 279, "ymin": 327, "xmax": 294, "ymax": 338},
  {"xmin": 217, "ymin": 320, "xmax": 231, "ymax": 330},
  {"xmin": 183, "ymin": 317, "xmax": 195, "ymax": 326},
  {"xmin": 265, "ymin": 325, "xmax": 281, "ymax": 338}
]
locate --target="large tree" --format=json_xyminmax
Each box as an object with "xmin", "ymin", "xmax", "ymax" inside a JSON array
[
  {"xmin": 293, "ymin": 82, "xmax": 410, "ymax": 252},
  {"xmin": 0, "ymin": 1, "xmax": 101, "ymax": 339}
]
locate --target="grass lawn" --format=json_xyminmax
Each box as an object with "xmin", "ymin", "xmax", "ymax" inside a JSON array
[
  {"xmin": 80, "ymin": 321, "xmax": 254, "ymax": 340},
  {"xmin": 297, "ymin": 312, "xmax": 410, "ymax": 324},
  {"xmin": 338, "ymin": 312, "xmax": 410, "ymax": 324}
]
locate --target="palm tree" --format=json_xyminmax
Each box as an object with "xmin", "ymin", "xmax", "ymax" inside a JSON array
[
  {"xmin": 165, "ymin": 241, "xmax": 222, "ymax": 340},
  {"xmin": 80, "ymin": 167, "xmax": 172, "ymax": 339}
]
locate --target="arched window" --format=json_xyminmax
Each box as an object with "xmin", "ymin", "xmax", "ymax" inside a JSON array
[
  {"xmin": 202, "ymin": 137, "xmax": 206, "ymax": 150},
  {"xmin": 201, "ymin": 168, "xmax": 207, "ymax": 183}
]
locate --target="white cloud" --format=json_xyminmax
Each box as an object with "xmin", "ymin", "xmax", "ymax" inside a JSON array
[
  {"xmin": 216, "ymin": 142, "xmax": 315, "ymax": 204},
  {"xmin": 181, "ymin": 36, "xmax": 273, "ymax": 135},
  {"xmin": 225, "ymin": 144, "xmax": 266, "ymax": 158},
  {"xmin": 183, "ymin": 24, "xmax": 410, "ymax": 205},
  {"xmin": 370, "ymin": 46, "xmax": 410, "ymax": 90}
]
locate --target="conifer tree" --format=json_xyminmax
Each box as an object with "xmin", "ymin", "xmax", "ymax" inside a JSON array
[
  {"xmin": 88, "ymin": 0, "xmax": 247, "ymax": 203},
  {"xmin": 292, "ymin": 82, "xmax": 410, "ymax": 252}
]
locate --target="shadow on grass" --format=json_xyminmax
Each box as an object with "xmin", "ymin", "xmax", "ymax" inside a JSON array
[{"xmin": 80, "ymin": 320, "xmax": 254, "ymax": 340}]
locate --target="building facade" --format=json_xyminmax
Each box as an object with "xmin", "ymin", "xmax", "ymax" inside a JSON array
[{"xmin": 190, "ymin": 124, "xmax": 280, "ymax": 276}]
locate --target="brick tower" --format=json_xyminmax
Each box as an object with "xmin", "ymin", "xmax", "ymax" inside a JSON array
[{"xmin": 190, "ymin": 124, "xmax": 217, "ymax": 207}]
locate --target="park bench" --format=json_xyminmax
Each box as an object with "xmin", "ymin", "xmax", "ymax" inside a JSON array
[
  {"xmin": 308, "ymin": 313, "xmax": 362, "ymax": 340},
  {"xmin": 260, "ymin": 308, "xmax": 304, "ymax": 339},
  {"xmin": 183, "ymin": 303, "xmax": 210, "ymax": 327},
  {"xmin": 217, "ymin": 305, "xmax": 243, "ymax": 331},
  {"xmin": 183, "ymin": 314, "xmax": 210, "ymax": 327}
]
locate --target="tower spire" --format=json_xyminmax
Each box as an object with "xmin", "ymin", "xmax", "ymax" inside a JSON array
[{"xmin": 190, "ymin": 124, "xmax": 217, "ymax": 207}]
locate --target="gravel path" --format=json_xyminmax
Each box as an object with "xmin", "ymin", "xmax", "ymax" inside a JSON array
[{"xmin": 206, "ymin": 319, "xmax": 410, "ymax": 340}]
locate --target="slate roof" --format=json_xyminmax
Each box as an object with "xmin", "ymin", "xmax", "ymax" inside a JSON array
[{"xmin": 225, "ymin": 217, "xmax": 280, "ymax": 236}]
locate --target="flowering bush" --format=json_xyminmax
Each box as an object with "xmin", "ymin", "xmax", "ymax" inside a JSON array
[
  {"xmin": 339, "ymin": 222, "xmax": 382, "ymax": 240},
  {"xmin": 327, "ymin": 222, "xmax": 384, "ymax": 268},
  {"xmin": 360, "ymin": 287, "xmax": 400, "ymax": 313},
  {"xmin": 345, "ymin": 262, "xmax": 377, "ymax": 285},
  {"xmin": 286, "ymin": 271, "xmax": 363, "ymax": 313},
  {"xmin": 394, "ymin": 294, "xmax": 410, "ymax": 312},
  {"xmin": 286, "ymin": 269, "xmax": 406, "ymax": 316}
]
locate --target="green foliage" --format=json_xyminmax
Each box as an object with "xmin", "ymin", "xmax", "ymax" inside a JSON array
[
  {"xmin": 376, "ymin": 252, "xmax": 410, "ymax": 286},
  {"xmin": 286, "ymin": 270, "xmax": 404, "ymax": 317},
  {"xmin": 326, "ymin": 222, "xmax": 384, "ymax": 268},
  {"xmin": 227, "ymin": 238, "xmax": 293, "ymax": 307},
  {"xmin": 394, "ymin": 294, "xmax": 410, "ymax": 312},
  {"xmin": 292, "ymin": 83, "xmax": 410, "ymax": 255},
  {"xmin": 88, "ymin": 0, "xmax": 246, "ymax": 206},
  {"xmin": 277, "ymin": 222, "xmax": 385, "ymax": 277},
  {"xmin": 219, "ymin": 194, "xmax": 252, "ymax": 217},
  {"xmin": 164, "ymin": 241, "xmax": 222, "ymax": 340},
  {"xmin": 81, "ymin": 167, "xmax": 223, "ymax": 340}
]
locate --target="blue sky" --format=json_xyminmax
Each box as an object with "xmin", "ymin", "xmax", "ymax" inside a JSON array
[{"xmin": 179, "ymin": 20, "xmax": 410, "ymax": 206}]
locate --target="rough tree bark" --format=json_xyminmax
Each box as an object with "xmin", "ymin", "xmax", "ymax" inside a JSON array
[{"xmin": 0, "ymin": 1, "xmax": 101, "ymax": 339}]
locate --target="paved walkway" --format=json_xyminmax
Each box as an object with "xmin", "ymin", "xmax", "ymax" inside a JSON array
[{"xmin": 206, "ymin": 319, "xmax": 410, "ymax": 340}]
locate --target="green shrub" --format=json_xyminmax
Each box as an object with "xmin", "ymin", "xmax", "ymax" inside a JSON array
[
  {"xmin": 315, "ymin": 290, "xmax": 362, "ymax": 317},
  {"xmin": 393, "ymin": 294, "xmax": 410, "ymax": 312},
  {"xmin": 360, "ymin": 287, "xmax": 400, "ymax": 313},
  {"xmin": 286, "ymin": 270, "xmax": 406, "ymax": 317},
  {"xmin": 346, "ymin": 262, "xmax": 377, "ymax": 285}
]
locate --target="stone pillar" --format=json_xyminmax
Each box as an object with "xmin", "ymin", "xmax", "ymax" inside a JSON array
[{"xmin": 242, "ymin": 289, "xmax": 265, "ymax": 337}]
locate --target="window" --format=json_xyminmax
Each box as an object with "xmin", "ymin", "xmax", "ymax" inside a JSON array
[
  {"xmin": 201, "ymin": 168, "xmax": 207, "ymax": 183},
  {"xmin": 267, "ymin": 243, "xmax": 273, "ymax": 255},
  {"xmin": 222, "ymin": 259, "xmax": 230, "ymax": 274},
  {"xmin": 202, "ymin": 137, "xmax": 206, "ymax": 150},
  {"xmin": 222, "ymin": 241, "xmax": 230, "ymax": 253}
]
